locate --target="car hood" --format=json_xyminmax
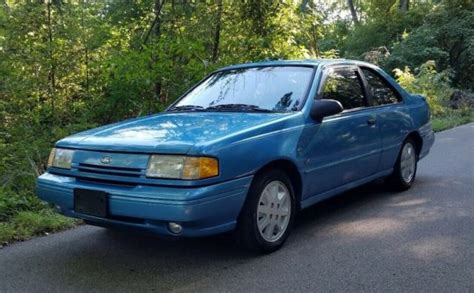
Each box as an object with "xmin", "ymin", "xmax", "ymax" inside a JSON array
[{"xmin": 56, "ymin": 112, "xmax": 296, "ymax": 153}]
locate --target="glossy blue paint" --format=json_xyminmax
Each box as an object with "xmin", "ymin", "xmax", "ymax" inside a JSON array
[
  {"xmin": 37, "ymin": 172, "xmax": 252, "ymax": 236},
  {"xmin": 36, "ymin": 59, "xmax": 434, "ymax": 237}
]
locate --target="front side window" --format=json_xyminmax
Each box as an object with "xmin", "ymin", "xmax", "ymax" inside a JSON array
[
  {"xmin": 320, "ymin": 68, "xmax": 366, "ymax": 110},
  {"xmin": 172, "ymin": 66, "xmax": 315, "ymax": 112},
  {"xmin": 362, "ymin": 68, "xmax": 401, "ymax": 105}
]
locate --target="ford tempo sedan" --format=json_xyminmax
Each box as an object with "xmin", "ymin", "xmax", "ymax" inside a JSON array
[{"xmin": 37, "ymin": 59, "xmax": 434, "ymax": 253}]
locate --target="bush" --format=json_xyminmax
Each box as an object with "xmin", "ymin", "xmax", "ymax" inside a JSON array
[
  {"xmin": 0, "ymin": 186, "xmax": 78, "ymax": 244},
  {"xmin": 394, "ymin": 61, "xmax": 453, "ymax": 117},
  {"xmin": 0, "ymin": 223, "xmax": 15, "ymax": 244},
  {"xmin": 431, "ymin": 110, "xmax": 474, "ymax": 132}
]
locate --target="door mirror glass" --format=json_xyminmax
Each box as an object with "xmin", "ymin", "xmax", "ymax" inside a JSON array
[{"xmin": 310, "ymin": 99, "xmax": 343, "ymax": 121}]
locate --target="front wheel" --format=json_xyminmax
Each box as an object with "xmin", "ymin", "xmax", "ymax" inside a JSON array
[
  {"xmin": 388, "ymin": 139, "xmax": 418, "ymax": 191},
  {"xmin": 236, "ymin": 169, "xmax": 296, "ymax": 253}
]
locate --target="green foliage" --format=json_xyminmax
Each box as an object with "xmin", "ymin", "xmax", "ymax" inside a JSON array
[
  {"xmin": 0, "ymin": 186, "xmax": 77, "ymax": 244},
  {"xmin": 342, "ymin": 1, "xmax": 429, "ymax": 58},
  {"xmin": 432, "ymin": 111, "xmax": 474, "ymax": 132},
  {"xmin": 394, "ymin": 61, "xmax": 453, "ymax": 116},
  {"xmin": 385, "ymin": 0, "xmax": 474, "ymax": 90},
  {"xmin": 0, "ymin": 188, "xmax": 43, "ymax": 222},
  {"xmin": 0, "ymin": 223, "xmax": 15, "ymax": 244},
  {"xmin": 12, "ymin": 210, "xmax": 77, "ymax": 236},
  {"xmin": 0, "ymin": 208, "xmax": 77, "ymax": 244}
]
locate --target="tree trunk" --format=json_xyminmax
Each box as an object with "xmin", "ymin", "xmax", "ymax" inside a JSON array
[
  {"xmin": 153, "ymin": 0, "xmax": 164, "ymax": 105},
  {"xmin": 212, "ymin": 0, "xmax": 222, "ymax": 63},
  {"xmin": 153, "ymin": 0, "xmax": 163, "ymax": 38},
  {"xmin": 308, "ymin": 0, "xmax": 320, "ymax": 56},
  {"xmin": 142, "ymin": 0, "xmax": 164, "ymax": 47},
  {"xmin": 399, "ymin": 0, "xmax": 409, "ymax": 12},
  {"xmin": 80, "ymin": 8, "xmax": 89, "ymax": 92},
  {"xmin": 46, "ymin": 1, "xmax": 56, "ymax": 113},
  {"xmin": 347, "ymin": 0, "xmax": 359, "ymax": 25}
]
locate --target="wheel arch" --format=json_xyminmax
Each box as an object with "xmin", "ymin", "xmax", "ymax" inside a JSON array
[
  {"xmin": 405, "ymin": 131, "xmax": 423, "ymax": 157},
  {"xmin": 252, "ymin": 159, "xmax": 303, "ymax": 210}
]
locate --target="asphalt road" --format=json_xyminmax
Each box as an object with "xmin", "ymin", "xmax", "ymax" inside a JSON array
[{"xmin": 1, "ymin": 123, "xmax": 473, "ymax": 292}]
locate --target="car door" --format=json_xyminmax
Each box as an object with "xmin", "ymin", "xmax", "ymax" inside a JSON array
[
  {"xmin": 359, "ymin": 66, "xmax": 412, "ymax": 172},
  {"xmin": 301, "ymin": 65, "xmax": 382, "ymax": 198}
]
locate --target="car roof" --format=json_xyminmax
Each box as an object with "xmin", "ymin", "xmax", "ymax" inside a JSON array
[{"xmin": 218, "ymin": 59, "xmax": 378, "ymax": 71}]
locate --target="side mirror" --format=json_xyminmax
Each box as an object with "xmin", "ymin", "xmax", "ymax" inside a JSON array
[{"xmin": 310, "ymin": 99, "xmax": 343, "ymax": 121}]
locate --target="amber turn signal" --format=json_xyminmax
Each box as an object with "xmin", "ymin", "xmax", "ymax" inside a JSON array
[{"xmin": 182, "ymin": 157, "xmax": 219, "ymax": 180}]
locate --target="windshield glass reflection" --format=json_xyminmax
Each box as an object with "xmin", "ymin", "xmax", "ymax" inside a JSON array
[{"xmin": 173, "ymin": 66, "xmax": 315, "ymax": 112}]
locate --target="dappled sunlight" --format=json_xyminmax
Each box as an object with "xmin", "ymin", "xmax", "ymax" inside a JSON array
[
  {"xmin": 406, "ymin": 237, "xmax": 457, "ymax": 260},
  {"xmin": 112, "ymin": 127, "xmax": 169, "ymax": 140},
  {"xmin": 71, "ymin": 112, "xmax": 285, "ymax": 148},
  {"xmin": 330, "ymin": 217, "xmax": 404, "ymax": 237},
  {"xmin": 436, "ymin": 137, "xmax": 456, "ymax": 143},
  {"xmin": 385, "ymin": 195, "xmax": 446, "ymax": 223},
  {"xmin": 387, "ymin": 198, "xmax": 428, "ymax": 207},
  {"xmin": 423, "ymin": 178, "xmax": 456, "ymax": 188}
]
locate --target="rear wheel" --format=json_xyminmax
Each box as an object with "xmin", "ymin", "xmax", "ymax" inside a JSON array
[
  {"xmin": 388, "ymin": 139, "xmax": 418, "ymax": 191},
  {"xmin": 236, "ymin": 169, "xmax": 296, "ymax": 253}
]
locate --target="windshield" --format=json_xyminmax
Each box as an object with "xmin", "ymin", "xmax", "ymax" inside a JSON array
[{"xmin": 171, "ymin": 66, "xmax": 315, "ymax": 112}]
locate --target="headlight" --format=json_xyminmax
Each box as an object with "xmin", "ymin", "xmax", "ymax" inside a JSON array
[
  {"xmin": 48, "ymin": 148, "xmax": 74, "ymax": 169},
  {"xmin": 146, "ymin": 155, "xmax": 219, "ymax": 180}
]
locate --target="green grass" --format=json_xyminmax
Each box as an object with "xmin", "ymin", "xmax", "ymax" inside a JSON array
[
  {"xmin": 432, "ymin": 110, "xmax": 474, "ymax": 132},
  {"xmin": 0, "ymin": 187, "xmax": 80, "ymax": 246},
  {"xmin": 0, "ymin": 208, "xmax": 78, "ymax": 246}
]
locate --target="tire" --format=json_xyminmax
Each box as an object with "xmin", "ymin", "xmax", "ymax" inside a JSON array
[
  {"xmin": 236, "ymin": 169, "xmax": 296, "ymax": 253},
  {"xmin": 388, "ymin": 138, "xmax": 418, "ymax": 191}
]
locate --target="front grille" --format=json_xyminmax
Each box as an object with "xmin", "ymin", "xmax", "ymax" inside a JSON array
[
  {"xmin": 77, "ymin": 163, "xmax": 142, "ymax": 178},
  {"xmin": 76, "ymin": 177, "xmax": 138, "ymax": 187}
]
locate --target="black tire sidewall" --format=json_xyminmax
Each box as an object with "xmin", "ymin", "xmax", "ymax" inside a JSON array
[{"xmin": 237, "ymin": 169, "xmax": 296, "ymax": 253}]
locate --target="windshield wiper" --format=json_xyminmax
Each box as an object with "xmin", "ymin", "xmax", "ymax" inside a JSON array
[
  {"xmin": 206, "ymin": 104, "xmax": 274, "ymax": 113},
  {"xmin": 168, "ymin": 105, "xmax": 206, "ymax": 112}
]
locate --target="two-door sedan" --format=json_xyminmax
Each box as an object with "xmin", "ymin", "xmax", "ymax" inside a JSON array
[{"xmin": 37, "ymin": 59, "xmax": 434, "ymax": 252}]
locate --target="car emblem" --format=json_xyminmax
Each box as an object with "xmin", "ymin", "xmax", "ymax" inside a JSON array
[{"xmin": 100, "ymin": 156, "xmax": 112, "ymax": 164}]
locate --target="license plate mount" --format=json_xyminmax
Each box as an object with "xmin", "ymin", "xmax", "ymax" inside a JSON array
[{"xmin": 74, "ymin": 189, "xmax": 108, "ymax": 218}]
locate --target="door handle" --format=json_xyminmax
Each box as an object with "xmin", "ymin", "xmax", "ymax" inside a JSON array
[{"xmin": 367, "ymin": 118, "xmax": 377, "ymax": 126}]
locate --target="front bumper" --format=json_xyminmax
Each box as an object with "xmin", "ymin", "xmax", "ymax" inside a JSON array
[{"xmin": 36, "ymin": 172, "xmax": 252, "ymax": 237}]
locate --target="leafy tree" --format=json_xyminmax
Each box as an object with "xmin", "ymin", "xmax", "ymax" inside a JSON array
[{"xmin": 385, "ymin": 0, "xmax": 474, "ymax": 90}]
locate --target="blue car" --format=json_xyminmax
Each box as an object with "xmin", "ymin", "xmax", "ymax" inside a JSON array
[{"xmin": 37, "ymin": 59, "xmax": 434, "ymax": 252}]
